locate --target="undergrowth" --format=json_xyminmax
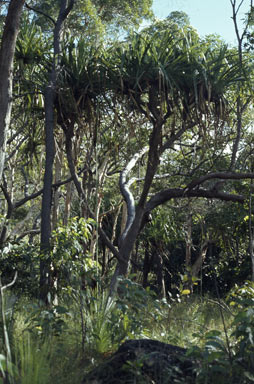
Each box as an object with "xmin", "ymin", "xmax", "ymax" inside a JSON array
[{"xmin": 0, "ymin": 279, "xmax": 254, "ymax": 383}]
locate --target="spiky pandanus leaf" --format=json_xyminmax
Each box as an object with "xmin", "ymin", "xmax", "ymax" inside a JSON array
[
  {"xmin": 56, "ymin": 38, "xmax": 105, "ymax": 124},
  {"xmin": 106, "ymin": 28, "xmax": 243, "ymax": 125}
]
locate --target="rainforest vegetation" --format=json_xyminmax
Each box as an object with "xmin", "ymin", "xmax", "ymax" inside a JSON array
[{"xmin": 1, "ymin": 0, "xmax": 254, "ymax": 383}]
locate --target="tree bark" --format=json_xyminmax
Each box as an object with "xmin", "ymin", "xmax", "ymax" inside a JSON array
[
  {"xmin": 191, "ymin": 241, "xmax": 208, "ymax": 279},
  {"xmin": 110, "ymin": 120, "xmax": 163, "ymax": 292},
  {"xmin": 40, "ymin": 0, "xmax": 75, "ymax": 303},
  {"xmin": 0, "ymin": 0, "xmax": 25, "ymax": 181},
  {"xmin": 249, "ymin": 179, "xmax": 254, "ymax": 281},
  {"xmin": 184, "ymin": 207, "xmax": 193, "ymax": 292},
  {"xmin": 52, "ymin": 134, "xmax": 63, "ymax": 230}
]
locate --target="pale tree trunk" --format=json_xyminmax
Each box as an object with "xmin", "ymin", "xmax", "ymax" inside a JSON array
[
  {"xmin": 102, "ymin": 203, "xmax": 122, "ymax": 275},
  {"xmin": 191, "ymin": 241, "xmax": 208, "ymax": 280},
  {"xmin": 185, "ymin": 208, "xmax": 192, "ymax": 269},
  {"xmin": 0, "ymin": 0, "xmax": 25, "ymax": 181},
  {"xmin": 52, "ymin": 134, "xmax": 63, "ymax": 230},
  {"xmin": 109, "ymin": 119, "xmax": 163, "ymax": 294},
  {"xmin": 51, "ymin": 134, "xmax": 64, "ymax": 305},
  {"xmin": 183, "ymin": 206, "xmax": 209, "ymax": 293},
  {"xmin": 63, "ymin": 181, "xmax": 72, "ymax": 225},
  {"xmin": 89, "ymin": 158, "xmax": 108, "ymax": 257},
  {"xmin": 184, "ymin": 206, "xmax": 193, "ymax": 292},
  {"xmin": 156, "ymin": 252, "xmax": 166, "ymax": 299}
]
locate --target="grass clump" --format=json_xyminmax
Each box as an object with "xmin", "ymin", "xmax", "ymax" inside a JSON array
[{"xmin": 0, "ymin": 280, "xmax": 254, "ymax": 384}]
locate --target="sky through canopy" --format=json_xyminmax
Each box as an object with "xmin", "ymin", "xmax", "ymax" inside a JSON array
[{"xmin": 152, "ymin": 0, "xmax": 250, "ymax": 45}]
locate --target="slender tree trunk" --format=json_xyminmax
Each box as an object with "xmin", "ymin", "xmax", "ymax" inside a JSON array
[
  {"xmin": 185, "ymin": 210, "xmax": 192, "ymax": 269},
  {"xmin": 40, "ymin": 81, "xmax": 56, "ymax": 303},
  {"xmin": 63, "ymin": 181, "xmax": 72, "ymax": 225},
  {"xmin": 249, "ymin": 177, "xmax": 254, "ymax": 281},
  {"xmin": 185, "ymin": 207, "xmax": 193, "ymax": 292},
  {"xmin": 89, "ymin": 159, "xmax": 107, "ymax": 257},
  {"xmin": 52, "ymin": 135, "xmax": 63, "ymax": 230},
  {"xmin": 142, "ymin": 246, "xmax": 150, "ymax": 289},
  {"xmin": 40, "ymin": 0, "xmax": 75, "ymax": 303},
  {"xmin": 110, "ymin": 119, "xmax": 162, "ymax": 293},
  {"xmin": 0, "ymin": 0, "xmax": 24, "ymax": 181},
  {"xmin": 191, "ymin": 241, "xmax": 208, "ymax": 279},
  {"xmin": 0, "ymin": 180, "xmax": 13, "ymax": 247},
  {"xmin": 156, "ymin": 251, "xmax": 166, "ymax": 298},
  {"xmin": 64, "ymin": 127, "xmax": 120, "ymax": 259}
]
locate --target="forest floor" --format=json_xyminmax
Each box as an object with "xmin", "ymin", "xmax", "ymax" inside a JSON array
[{"xmin": 1, "ymin": 288, "xmax": 243, "ymax": 384}]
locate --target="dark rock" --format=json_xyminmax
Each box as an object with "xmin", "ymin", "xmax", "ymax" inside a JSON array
[{"xmin": 82, "ymin": 339, "xmax": 197, "ymax": 384}]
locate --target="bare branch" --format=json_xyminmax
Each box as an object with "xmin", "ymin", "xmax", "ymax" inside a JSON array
[
  {"xmin": 161, "ymin": 123, "xmax": 189, "ymax": 153},
  {"xmin": 127, "ymin": 172, "xmax": 172, "ymax": 187},
  {"xmin": 145, "ymin": 187, "xmax": 244, "ymax": 213},
  {"xmin": 0, "ymin": 271, "xmax": 17, "ymax": 291},
  {"xmin": 186, "ymin": 171, "xmax": 254, "ymax": 191},
  {"xmin": 25, "ymin": 2, "xmax": 56, "ymax": 26}
]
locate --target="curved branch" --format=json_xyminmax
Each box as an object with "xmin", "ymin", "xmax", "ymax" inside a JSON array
[
  {"xmin": 13, "ymin": 166, "xmax": 87, "ymax": 209},
  {"xmin": 145, "ymin": 187, "xmax": 245, "ymax": 213},
  {"xmin": 186, "ymin": 171, "xmax": 254, "ymax": 191},
  {"xmin": 25, "ymin": 2, "xmax": 56, "ymax": 26},
  {"xmin": 119, "ymin": 146, "xmax": 149, "ymax": 242}
]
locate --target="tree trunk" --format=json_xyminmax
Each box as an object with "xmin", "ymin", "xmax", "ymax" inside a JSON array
[
  {"xmin": 249, "ymin": 179, "xmax": 254, "ymax": 281},
  {"xmin": 0, "ymin": 180, "xmax": 13, "ymax": 247},
  {"xmin": 185, "ymin": 208, "xmax": 193, "ymax": 292},
  {"xmin": 0, "ymin": 0, "xmax": 25, "ymax": 181},
  {"xmin": 40, "ymin": 0, "xmax": 75, "ymax": 304},
  {"xmin": 110, "ymin": 119, "xmax": 162, "ymax": 293},
  {"xmin": 40, "ymin": 80, "xmax": 56, "ymax": 303},
  {"xmin": 63, "ymin": 181, "xmax": 72, "ymax": 225},
  {"xmin": 52, "ymin": 134, "xmax": 63, "ymax": 230},
  {"xmin": 191, "ymin": 241, "xmax": 208, "ymax": 280},
  {"xmin": 156, "ymin": 251, "xmax": 166, "ymax": 298},
  {"xmin": 142, "ymin": 246, "xmax": 150, "ymax": 289}
]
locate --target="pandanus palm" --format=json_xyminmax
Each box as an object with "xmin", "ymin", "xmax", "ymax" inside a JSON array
[
  {"xmin": 108, "ymin": 28, "xmax": 241, "ymax": 123},
  {"xmin": 55, "ymin": 28, "xmax": 243, "ymax": 289},
  {"xmin": 105, "ymin": 27, "xmax": 243, "ymax": 287},
  {"xmin": 57, "ymin": 38, "xmax": 104, "ymax": 125}
]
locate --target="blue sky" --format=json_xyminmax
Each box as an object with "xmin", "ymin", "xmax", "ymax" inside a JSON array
[{"xmin": 152, "ymin": 0, "xmax": 251, "ymax": 45}]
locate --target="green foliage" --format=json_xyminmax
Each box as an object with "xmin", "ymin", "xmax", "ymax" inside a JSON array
[
  {"xmin": 73, "ymin": 279, "xmax": 166, "ymax": 353},
  {"xmin": 0, "ymin": 217, "xmax": 97, "ymax": 298},
  {"xmin": 0, "ymin": 354, "xmax": 18, "ymax": 384},
  {"xmin": 111, "ymin": 278, "xmax": 159, "ymax": 342},
  {"xmin": 79, "ymin": 288, "xmax": 117, "ymax": 353},
  {"xmin": 51, "ymin": 217, "xmax": 98, "ymax": 292},
  {"xmin": 5, "ymin": 280, "xmax": 254, "ymax": 384},
  {"xmin": 189, "ymin": 286, "xmax": 254, "ymax": 384},
  {"xmin": 15, "ymin": 18, "xmax": 50, "ymax": 67},
  {"xmin": 24, "ymin": 304, "xmax": 71, "ymax": 339},
  {"xmin": 227, "ymin": 281, "xmax": 254, "ymax": 308},
  {"xmin": 0, "ymin": 243, "xmax": 40, "ymax": 297},
  {"xmin": 14, "ymin": 334, "xmax": 51, "ymax": 384},
  {"xmin": 28, "ymin": 0, "xmax": 153, "ymax": 36}
]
